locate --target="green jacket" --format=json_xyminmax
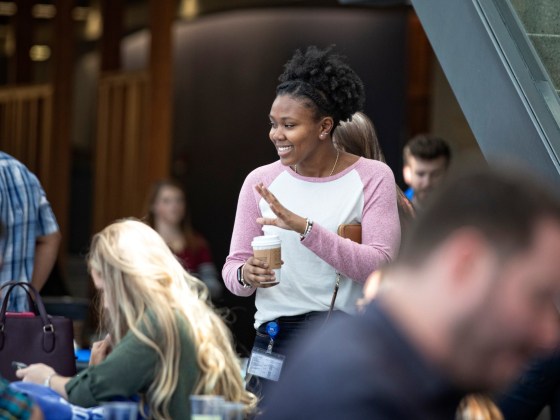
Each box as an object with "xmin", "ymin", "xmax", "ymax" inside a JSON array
[{"xmin": 66, "ymin": 310, "xmax": 199, "ymax": 418}]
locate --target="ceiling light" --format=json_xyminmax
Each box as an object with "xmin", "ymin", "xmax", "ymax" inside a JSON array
[
  {"xmin": 0, "ymin": 2, "xmax": 16, "ymax": 16},
  {"xmin": 180, "ymin": 0, "xmax": 199, "ymax": 19},
  {"xmin": 29, "ymin": 45, "xmax": 51, "ymax": 61},
  {"xmin": 72, "ymin": 6, "xmax": 89, "ymax": 21},
  {"xmin": 32, "ymin": 4, "xmax": 56, "ymax": 19}
]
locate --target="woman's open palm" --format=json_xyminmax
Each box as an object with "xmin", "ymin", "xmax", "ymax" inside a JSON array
[{"xmin": 255, "ymin": 183, "xmax": 307, "ymax": 234}]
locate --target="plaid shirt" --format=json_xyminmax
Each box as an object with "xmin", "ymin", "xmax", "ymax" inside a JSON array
[
  {"xmin": 0, "ymin": 376, "xmax": 34, "ymax": 420},
  {"xmin": 0, "ymin": 152, "xmax": 59, "ymax": 312}
]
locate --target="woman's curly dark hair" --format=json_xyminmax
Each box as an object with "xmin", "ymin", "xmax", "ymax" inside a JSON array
[{"xmin": 277, "ymin": 45, "xmax": 365, "ymax": 131}]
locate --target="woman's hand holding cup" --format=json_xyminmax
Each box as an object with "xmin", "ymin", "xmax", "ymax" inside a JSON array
[{"xmin": 243, "ymin": 257, "xmax": 280, "ymax": 288}]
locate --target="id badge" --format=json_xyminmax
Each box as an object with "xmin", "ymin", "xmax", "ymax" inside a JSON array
[{"xmin": 247, "ymin": 347, "xmax": 285, "ymax": 382}]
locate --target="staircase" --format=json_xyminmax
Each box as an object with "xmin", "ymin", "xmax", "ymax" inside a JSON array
[{"xmin": 340, "ymin": 0, "xmax": 560, "ymax": 184}]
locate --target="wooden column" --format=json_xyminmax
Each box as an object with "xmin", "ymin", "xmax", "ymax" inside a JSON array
[
  {"xmin": 14, "ymin": 0, "xmax": 34, "ymax": 83},
  {"xmin": 100, "ymin": 0, "xmax": 123, "ymax": 72},
  {"xmin": 147, "ymin": 0, "xmax": 175, "ymax": 184},
  {"xmin": 51, "ymin": 0, "xmax": 75, "ymax": 265}
]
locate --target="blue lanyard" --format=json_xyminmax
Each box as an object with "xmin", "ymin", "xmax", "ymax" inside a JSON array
[{"xmin": 266, "ymin": 321, "xmax": 279, "ymax": 354}]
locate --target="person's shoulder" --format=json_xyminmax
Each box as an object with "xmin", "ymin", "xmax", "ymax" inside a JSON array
[
  {"xmin": 244, "ymin": 160, "xmax": 285, "ymax": 185},
  {"xmin": 262, "ymin": 308, "xmax": 400, "ymax": 419},
  {"xmin": 0, "ymin": 152, "xmax": 27, "ymax": 170},
  {"xmin": 0, "ymin": 152, "xmax": 41, "ymax": 186},
  {"xmin": 354, "ymin": 157, "xmax": 394, "ymax": 180},
  {"xmin": 0, "ymin": 152, "xmax": 28, "ymax": 172}
]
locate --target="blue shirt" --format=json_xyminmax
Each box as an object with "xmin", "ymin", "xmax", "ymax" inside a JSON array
[
  {"xmin": 0, "ymin": 152, "xmax": 59, "ymax": 311},
  {"xmin": 261, "ymin": 301, "xmax": 465, "ymax": 420},
  {"xmin": 405, "ymin": 187, "xmax": 414, "ymax": 200}
]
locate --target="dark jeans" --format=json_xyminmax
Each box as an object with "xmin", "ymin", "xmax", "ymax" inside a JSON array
[
  {"xmin": 497, "ymin": 348, "xmax": 560, "ymax": 420},
  {"xmin": 247, "ymin": 311, "xmax": 350, "ymax": 410}
]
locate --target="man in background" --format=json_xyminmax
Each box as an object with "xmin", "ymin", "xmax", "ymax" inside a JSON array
[
  {"xmin": 403, "ymin": 134, "xmax": 451, "ymax": 210},
  {"xmin": 0, "ymin": 152, "xmax": 60, "ymax": 311},
  {"xmin": 262, "ymin": 165, "xmax": 560, "ymax": 420}
]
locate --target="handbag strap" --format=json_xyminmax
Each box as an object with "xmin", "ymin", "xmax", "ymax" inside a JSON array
[
  {"xmin": 322, "ymin": 223, "xmax": 362, "ymax": 329},
  {"xmin": 323, "ymin": 273, "xmax": 340, "ymax": 328},
  {"xmin": 0, "ymin": 282, "xmax": 55, "ymax": 352},
  {"xmin": 0, "ymin": 281, "xmax": 37, "ymax": 314}
]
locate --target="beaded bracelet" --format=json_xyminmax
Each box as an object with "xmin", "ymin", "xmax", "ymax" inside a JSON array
[{"xmin": 300, "ymin": 218, "xmax": 314, "ymax": 240}]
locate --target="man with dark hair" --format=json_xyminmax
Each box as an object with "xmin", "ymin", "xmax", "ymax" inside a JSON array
[
  {"xmin": 261, "ymin": 166, "xmax": 560, "ymax": 420},
  {"xmin": 403, "ymin": 134, "xmax": 451, "ymax": 210},
  {"xmin": 0, "ymin": 219, "xmax": 44, "ymax": 420}
]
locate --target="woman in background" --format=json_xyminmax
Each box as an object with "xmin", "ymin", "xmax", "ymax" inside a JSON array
[
  {"xmin": 18, "ymin": 220, "xmax": 256, "ymax": 419},
  {"xmin": 146, "ymin": 180, "xmax": 223, "ymax": 300},
  {"xmin": 333, "ymin": 112, "xmax": 415, "ymax": 236}
]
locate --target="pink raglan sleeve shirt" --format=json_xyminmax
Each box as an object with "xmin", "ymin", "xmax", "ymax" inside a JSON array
[{"xmin": 223, "ymin": 160, "xmax": 401, "ymax": 295}]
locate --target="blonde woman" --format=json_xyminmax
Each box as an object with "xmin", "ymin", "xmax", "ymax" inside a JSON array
[{"xmin": 17, "ymin": 220, "xmax": 256, "ymax": 419}]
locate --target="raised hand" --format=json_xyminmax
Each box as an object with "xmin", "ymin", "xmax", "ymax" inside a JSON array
[{"xmin": 255, "ymin": 183, "xmax": 307, "ymax": 234}]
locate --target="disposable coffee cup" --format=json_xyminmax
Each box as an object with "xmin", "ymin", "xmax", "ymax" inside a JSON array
[{"xmin": 251, "ymin": 235, "xmax": 282, "ymax": 284}]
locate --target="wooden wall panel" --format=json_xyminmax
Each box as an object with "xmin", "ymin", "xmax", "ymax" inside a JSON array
[
  {"xmin": 407, "ymin": 10, "xmax": 434, "ymax": 138},
  {"xmin": 93, "ymin": 71, "xmax": 150, "ymax": 233},
  {"xmin": 0, "ymin": 84, "xmax": 54, "ymax": 187}
]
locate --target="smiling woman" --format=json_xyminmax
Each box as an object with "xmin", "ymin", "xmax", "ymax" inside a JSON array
[{"xmin": 222, "ymin": 46, "xmax": 401, "ymax": 409}]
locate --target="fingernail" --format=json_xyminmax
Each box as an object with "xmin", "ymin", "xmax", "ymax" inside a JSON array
[{"xmin": 264, "ymin": 264, "xmax": 268, "ymax": 268}]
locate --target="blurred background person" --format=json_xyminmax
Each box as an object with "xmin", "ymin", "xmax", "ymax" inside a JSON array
[
  {"xmin": 334, "ymin": 111, "xmax": 415, "ymax": 237},
  {"xmin": 261, "ymin": 165, "xmax": 560, "ymax": 420},
  {"xmin": 18, "ymin": 220, "xmax": 255, "ymax": 419},
  {"xmin": 145, "ymin": 180, "xmax": 223, "ymax": 300},
  {"xmin": 0, "ymin": 152, "xmax": 61, "ymax": 311},
  {"xmin": 223, "ymin": 46, "xmax": 401, "ymax": 406},
  {"xmin": 403, "ymin": 134, "xmax": 451, "ymax": 211}
]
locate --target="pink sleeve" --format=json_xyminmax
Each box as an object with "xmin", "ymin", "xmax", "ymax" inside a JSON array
[
  {"xmin": 222, "ymin": 164, "xmax": 283, "ymax": 296},
  {"xmin": 301, "ymin": 162, "xmax": 401, "ymax": 284}
]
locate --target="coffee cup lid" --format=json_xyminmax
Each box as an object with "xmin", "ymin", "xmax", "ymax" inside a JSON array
[{"xmin": 251, "ymin": 235, "xmax": 281, "ymax": 248}]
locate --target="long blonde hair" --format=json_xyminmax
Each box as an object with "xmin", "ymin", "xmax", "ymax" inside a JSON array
[{"xmin": 88, "ymin": 219, "xmax": 256, "ymax": 419}]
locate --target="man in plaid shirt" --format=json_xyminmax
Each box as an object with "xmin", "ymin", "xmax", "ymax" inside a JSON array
[{"xmin": 0, "ymin": 152, "xmax": 60, "ymax": 312}]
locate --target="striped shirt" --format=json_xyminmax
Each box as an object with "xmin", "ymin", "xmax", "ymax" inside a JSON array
[
  {"xmin": 0, "ymin": 376, "xmax": 34, "ymax": 420},
  {"xmin": 0, "ymin": 152, "xmax": 59, "ymax": 311}
]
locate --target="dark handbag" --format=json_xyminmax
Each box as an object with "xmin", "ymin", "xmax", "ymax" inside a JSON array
[{"xmin": 0, "ymin": 282, "xmax": 77, "ymax": 382}]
